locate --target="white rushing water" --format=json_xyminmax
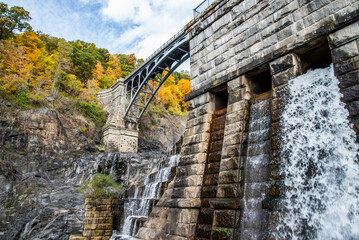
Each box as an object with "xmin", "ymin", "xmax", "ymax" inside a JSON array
[
  {"xmin": 240, "ymin": 97, "xmax": 271, "ymax": 240},
  {"xmin": 277, "ymin": 66, "xmax": 359, "ymax": 239},
  {"xmin": 110, "ymin": 154, "xmax": 180, "ymax": 240}
]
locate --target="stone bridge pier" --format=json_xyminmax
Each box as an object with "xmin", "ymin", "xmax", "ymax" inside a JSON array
[{"xmin": 97, "ymin": 79, "xmax": 138, "ymax": 153}]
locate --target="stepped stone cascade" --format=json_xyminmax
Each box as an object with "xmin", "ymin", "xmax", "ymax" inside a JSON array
[
  {"xmin": 110, "ymin": 154, "xmax": 180, "ymax": 240},
  {"xmin": 240, "ymin": 94, "xmax": 271, "ymax": 240},
  {"xmin": 195, "ymin": 108, "xmax": 226, "ymax": 239}
]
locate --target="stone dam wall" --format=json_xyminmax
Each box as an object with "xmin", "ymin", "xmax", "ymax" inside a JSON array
[
  {"xmin": 132, "ymin": 0, "xmax": 359, "ymax": 239},
  {"xmin": 77, "ymin": 0, "xmax": 359, "ymax": 239}
]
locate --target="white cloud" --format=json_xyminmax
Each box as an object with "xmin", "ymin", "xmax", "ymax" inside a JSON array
[{"xmin": 100, "ymin": 0, "xmax": 198, "ymax": 59}]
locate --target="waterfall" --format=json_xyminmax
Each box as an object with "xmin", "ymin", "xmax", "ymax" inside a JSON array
[
  {"xmin": 277, "ymin": 66, "xmax": 359, "ymax": 239},
  {"xmin": 110, "ymin": 154, "xmax": 180, "ymax": 240},
  {"xmin": 240, "ymin": 95, "xmax": 271, "ymax": 240}
]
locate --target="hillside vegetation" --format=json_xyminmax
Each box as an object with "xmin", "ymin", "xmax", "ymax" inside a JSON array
[{"xmin": 0, "ymin": 2, "xmax": 190, "ymax": 128}]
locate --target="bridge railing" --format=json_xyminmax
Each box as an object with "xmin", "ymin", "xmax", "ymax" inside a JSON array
[{"xmin": 193, "ymin": 0, "xmax": 214, "ymax": 17}]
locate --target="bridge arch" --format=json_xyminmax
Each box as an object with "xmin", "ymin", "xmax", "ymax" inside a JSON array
[{"xmin": 122, "ymin": 30, "xmax": 190, "ymax": 122}]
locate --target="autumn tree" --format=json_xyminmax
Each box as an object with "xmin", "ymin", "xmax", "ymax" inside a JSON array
[{"xmin": 0, "ymin": 2, "xmax": 32, "ymax": 40}]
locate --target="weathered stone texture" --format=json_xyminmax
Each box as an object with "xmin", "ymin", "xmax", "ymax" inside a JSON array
[
  {"xmin": 185, "ymin": 0, "xmax": 359, "ymax": 100},
  {"xmin": 262, "ymin": 53, "xmax": 304, "ymax": 237},
  {"xmin": 329, "ymin": 20, "xmax": 359, "ymax": 137},
  {"xmin": 97, "ymin": 78, "xmax": 139, "ymax": 152},
  {"xmin": 135, "ymin": 92, "xmax": 215, "ymax": 239},
  {"xmin": 134, "ymin": 2, "xmax": 359, "ymax": 240},
  {"xmin": 70, "ymin": 198, "xmax": 118, "ymax": 240}
]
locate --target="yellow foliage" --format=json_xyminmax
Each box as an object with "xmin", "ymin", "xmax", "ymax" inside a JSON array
[
  {"xmin": 80, "ymin": 78, "xmax": 100, "ymax": 102},
  {"xmin": 92, "ymin": 61, "xmax": 104, "ymax": 81},
  {"xmin": 154, "ymin": 75, "xmax": 191, "ymax": 115}
]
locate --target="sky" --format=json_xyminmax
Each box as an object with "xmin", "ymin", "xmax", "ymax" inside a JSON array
[{"xmin": 5, "ymin": 0, "xmax": 202, "ymax": 67}]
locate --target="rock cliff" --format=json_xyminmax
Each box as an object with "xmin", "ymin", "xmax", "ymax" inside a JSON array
[{"xmin": 0, "ymin": 97, "xmax": 181, "ymax": 240}]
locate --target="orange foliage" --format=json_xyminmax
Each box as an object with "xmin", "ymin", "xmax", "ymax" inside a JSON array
[
  {"xmin": 153, "ymin": 70, "xmax": 191, "ymax": 114},
  {"xmin": 0, "ymin": 29, "xmax": 191, "ymax": 114}
]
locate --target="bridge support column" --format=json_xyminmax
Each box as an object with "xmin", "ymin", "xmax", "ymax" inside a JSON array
[
  {"xmin": 102, "ymin": 124, "xmax": 138, "ymax": 153},
  {"xmin": 97, "ymin": 79, "xmax": 138, "ymax": 153}
]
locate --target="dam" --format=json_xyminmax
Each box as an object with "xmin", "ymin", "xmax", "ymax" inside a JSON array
[{"xmin": 84, "ymin": 0, "xmax": 359, "ymax": 239}]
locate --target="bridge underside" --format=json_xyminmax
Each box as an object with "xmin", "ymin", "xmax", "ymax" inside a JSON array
[
  {"xmin": 98, "ymin": 30, "xmax": 189, "ymax": 152},
  {"xmin": 123, "ymin": 30, "xmax": 190, "ymax": 122}
]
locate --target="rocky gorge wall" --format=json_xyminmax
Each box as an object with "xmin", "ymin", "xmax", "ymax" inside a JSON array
[{"xmin": 0, "ymin": 98, "xmax": 173, "ymax": 240}]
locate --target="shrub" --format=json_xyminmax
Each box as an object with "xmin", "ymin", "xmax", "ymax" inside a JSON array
[
  {"xmin": 15, "ymin": 90, "xmax": 29, "ymax": 108},
  {"xmin": 78, "ymin": 101, "xmax": 107, "ymax": 126},
  {"xmin": 78, "ymin": 173, "xmax": 122, "ymax": 198}
]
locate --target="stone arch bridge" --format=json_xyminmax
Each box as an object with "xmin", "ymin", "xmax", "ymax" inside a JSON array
[{"xmin": 98, "ymin": 29, "xmax": 190, "ymax": 152}]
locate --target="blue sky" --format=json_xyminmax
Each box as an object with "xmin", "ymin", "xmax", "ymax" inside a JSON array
[{"xmin": 5, "ymin": 0, "xmax": 200, "ymax": 63}]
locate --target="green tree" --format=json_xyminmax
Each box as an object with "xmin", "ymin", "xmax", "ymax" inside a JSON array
[
  {"xmin": 70, "ymin": 40, "xmax": 110, "ymax": 82},
  {"xmin": 117, "ymin": 53, "xmax": 137, "ymax": 77},
  {"xmin": 0, "ymin": 2, "xmax": 32, "ymax": 40}
]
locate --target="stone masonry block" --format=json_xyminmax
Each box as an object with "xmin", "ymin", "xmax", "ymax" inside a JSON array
[
  {"xmin": 83, "ymin": 217, "xmax": 112, "ymax": 224},
  {"xmin": 144, "ymin": 217, "xmax": 167, "ymax": 229},
  {"xmin": 222, "ymin": 143, "xmax": 247, "ymax": 159},
  {"xmin": 178, "ymin": 153, "xmax": 207, "ymax": 166},
  {"xmin": 211, "ymin": 227, "xmax": 233, "ymax": 240},
  {"xmin": 181, "ymin": 142, "xmax": 209, "ymax": 155},
  {"xmin": 184, "ymin": 123, "xmax": 211, "ymax": 138},
  {"xmin": 219, "ymin": 157, "xmax": 243, "ymax": 172},
  {"xmin": 269, "ymin": 53, "xmax": 302, "ymax": 75},
  {"xmin": 271, "ymin": 108, "xmax": 285, "ymax": 123},
  {"xmin": 167, "ymin": 223, "xmax": 197, "ymax": 238},
  {"xmin": 225, "ymin": 108, "xmax": 249, "ymax": 123},
  {"xmin": 227, "ymin": 76, "xmax": 246, "ymax": 92},
  {"xmin": 331, "ymin": 41, "xmax": 359, "ymax": 63},
  {"xmin": 176, "ymin": 164, "xmax": 205, "ymax": 178},
  {"xmin": 272, "ymin": 66, "xmax": 302, "ymax": 88},
  {"xmin": 228, "ymin": 88, "xmax": 247, "ymax": 105},
  {"xmin": 212, "ymin": 210, "xmax": 237, "ymax": 228},
  {"xmin": 337, "ymin": 70, "xmax": 359, "ymax": 89},
  {"xmin": 334, "ymin": 56, "xmax": 359, "ymax": 76},
  {"xmin": 172, "ymin": 186, "xmax": 202, "ymax": 199},
  {"xmin": 83, "ymin": 230, "xmax": 112, "ymax": 237},
  {"xmin": 346, "ymin": 100, "xmax": 359, "ymax": 117},
  {"xmin": 216, "ymin": 183, "xmax": 240, "ymax": 198},
  {"xmin": 188, "ymin": 103, "xmax": 212, "ymax": 119},
  {"xmin": 328, "ymin": 20, "xmax": 359, "ymax": 48},
  {"xmin": 187, "ymin": 92, "xmax": 214, "ymax": 110},
  {"xmin": 227, "ymin": 100, "xmax": 249, "ymax": 114},
  {"xmin": 85, "ymin": 211, "xmax": 113, "ymax": 218},
  {"xmin": 186, "ymin": 114, "xmax": 213, "ymax": 129},
  {"xmin": 222, "ymin": 132, "xmax": 247, "ymax": 146},
  {"xmin": 174, "ymin": 175, "xmax": 204, "ymax": 187},
  {"xmin": 177, "ymin": 209, "xmax": 199, "ymax": 224},
  {"xmin": 182, "ymin": 132, "xmax": 210, "ymax": 146},
  {"xmin": 341, "ymin": 84, "xmax": 359, "ymax": 102},
  {"xmin": 218, "ymin": 170, "xmax": 240, "ymax": 184},
  {"xmin": 203, "ymin": 174, "xmax": 219, "ymax": 186},
  {"xmin": 224, "ymin": 121, "xmax": 247, "ymax": 136},
  {"xmin": 83, "ymin": 223, "xmax": 112, "ymax": 230}
]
